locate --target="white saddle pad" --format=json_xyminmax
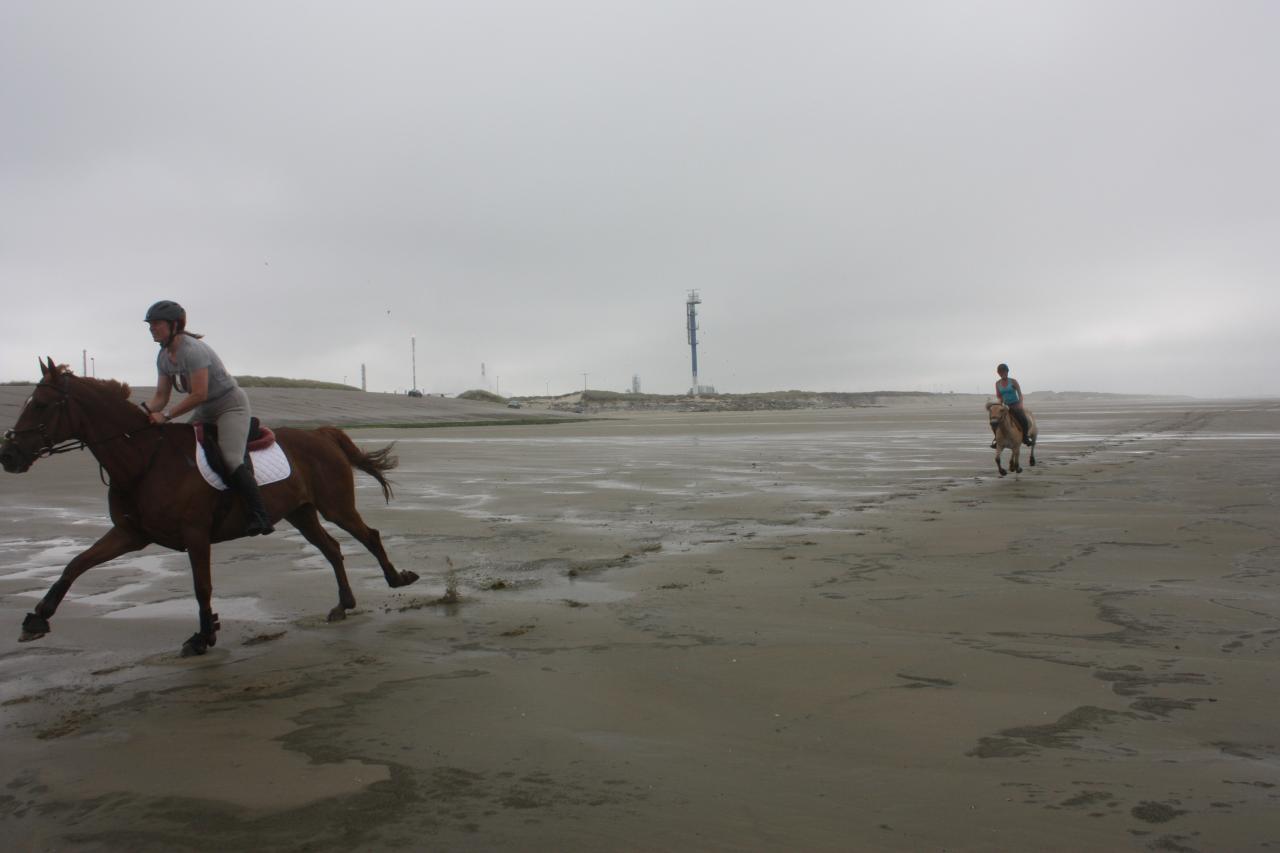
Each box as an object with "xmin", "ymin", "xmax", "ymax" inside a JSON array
[{"xmin": 196, "ymin": 442, "xmax": 291, "ymax": 491}]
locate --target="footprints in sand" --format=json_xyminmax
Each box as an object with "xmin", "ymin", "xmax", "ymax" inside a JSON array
[
  {"xmin": 968, "ymin": 705, "xmax": 1131, "ymax": 758},
  {"xmin": 1093, "ymin": 667, "xmax": 1211, "ymax": 697},
  {"xmin": 894, "ymin": 672, "xmax": 954, "ymax": 689},
  {"xmin": 1000, "ymin": 781, "xmax": 1204, "ymax": 845},
  {"xmin": 1220, "ymin": 627, "xmax": 1280, "ymax": 654},
  {"xmin": 969, "ymin": 689, "xmax": 1279, "ymax": 846}
]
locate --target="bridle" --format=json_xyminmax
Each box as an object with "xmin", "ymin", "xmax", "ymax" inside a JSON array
[
  {"xmin": 3, "ymin": 377, "xmax": 86, "ymax": 460},
  {"xmin": 3, "ymin": 375, "xmax": 159, "ymax": 468}
]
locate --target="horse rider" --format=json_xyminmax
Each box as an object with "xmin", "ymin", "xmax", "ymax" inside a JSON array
[
  {"xmin": 142, "ymin": 300, "xmax": 275, "ymax": 536},
  {"xmin": 993, "ymin": 363, "xmax": 1033, "ymax": 448}
]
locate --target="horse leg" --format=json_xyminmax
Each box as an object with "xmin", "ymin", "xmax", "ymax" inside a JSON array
[
  {"xmin": 20, "ymin": 525, "xmax": 151, "ymax": 642},
  {"xmin": 286, "ymin": 505, "xmax": 357, "ymax": 622},
  {"xmin": 1011, "ymin": 445, "xmax": 1022, "ymax": 474},
  {"xmin": 995, "ymin": 448, "xmax": 1008, "ymax": 477},
  {"xmin": 181, "ymin": 534, "xmax": 220, "ymax": 657},
  {"xmin": 1029, "ymin": 438, "xmax": 1037, "ymax": 467},
  {"xmin": 317, "ymin": 504, "xmax": 418, "ymax": 588}
]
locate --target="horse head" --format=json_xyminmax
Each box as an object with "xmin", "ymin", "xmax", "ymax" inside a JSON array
[
  {"xmin": 985, "ymin": 400, "xmax": 1006, "ymax": 426},
  {"xmin": 0, "ymin": 357, "xmax": 137, "ymax": 473},
  {"xmin": 1, "ymin": 358, "xmax": 76, "ymax": 472}
]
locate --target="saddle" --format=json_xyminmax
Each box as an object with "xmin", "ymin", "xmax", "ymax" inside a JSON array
[{"xmin": 194, "ymin": 418, "xmax": 276, "ymax": 482}]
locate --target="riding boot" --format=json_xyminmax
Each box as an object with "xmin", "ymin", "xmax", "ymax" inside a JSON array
[
  {"xmin": 228, "ymin": 464, "xmax": 275, "ymax": 536},
  {"xmin": 1015, "ymin": 414, "xmax": 1033, "ymax": 446}
]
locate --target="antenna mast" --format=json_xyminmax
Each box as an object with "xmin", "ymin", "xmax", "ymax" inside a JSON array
[{"xmin": 686, "ymin": 289, "xmax": 701, "ymax": 394}]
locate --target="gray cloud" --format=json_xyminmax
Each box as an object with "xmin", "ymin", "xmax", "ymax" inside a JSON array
[{"xmin": 3, "ymin": 1, "xmax": 1276, "ymax": 397}]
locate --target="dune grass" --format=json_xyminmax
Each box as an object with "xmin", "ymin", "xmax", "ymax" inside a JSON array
[{"xmin": 234, "ymin": 376, "xmax": 360, "ymax": 391}]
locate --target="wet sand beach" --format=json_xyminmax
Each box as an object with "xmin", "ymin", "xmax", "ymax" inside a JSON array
[{"xmin": 2, "ymin": 396, "xmax": 1279, "ymax": 851}]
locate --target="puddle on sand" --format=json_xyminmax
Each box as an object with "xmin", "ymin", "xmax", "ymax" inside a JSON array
[
  {"xmin": 505, "ymin": 575, "xmax": 634, "ymax": 605},
  {"xmin": 102, "ymin": 596, "xmax": 279, "ymax": 622}
]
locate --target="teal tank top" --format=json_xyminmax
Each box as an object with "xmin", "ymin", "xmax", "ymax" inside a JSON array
[{"xmin": 998, "ymin": 381, "xmax": 1020, "ymax": 405}]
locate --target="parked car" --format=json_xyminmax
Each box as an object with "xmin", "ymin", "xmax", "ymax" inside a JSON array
[
  {"xmin": 407, "ymin": 389, "xmax": 424, "ymax": 398},
  {"xmin": 507, "ymin": 400, "xmax": 522, "ymax": 409}
]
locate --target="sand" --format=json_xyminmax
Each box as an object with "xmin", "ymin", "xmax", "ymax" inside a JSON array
[{"xmin": 1, "ymin": 395, "xmax": 1278, "ymax": 851}]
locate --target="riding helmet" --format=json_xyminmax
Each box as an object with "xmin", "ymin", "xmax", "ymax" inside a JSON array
[
  {"xmin": 997, "ymin": 363, "xmax": 1009, "ymax": 373},
  {"xmin": 145, "ymin": 300, "xmax": 186, "ymax": 325}
]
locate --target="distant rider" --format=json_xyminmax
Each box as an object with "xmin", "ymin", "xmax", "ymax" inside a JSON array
[
  {"xmin": 142, "ymin": 300, "xmax": 274, "ymax": 535},
  {"xmin": 993, "ymin": 363, "xmax": 1033, "ymax": 448}
]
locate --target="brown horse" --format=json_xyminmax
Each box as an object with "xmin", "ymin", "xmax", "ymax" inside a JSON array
[
  {"xmin": 985, "ymin": 400, "xmax": 1037, "ymax": 477},
  {"xmin": 0, "ymin": 358, "xmax": 419, "ymax": 656}
]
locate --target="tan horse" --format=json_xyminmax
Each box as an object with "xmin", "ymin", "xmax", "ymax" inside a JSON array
[{"xmin": 985, "ymin": 400, "xmax": 1037, "ymax": 476}]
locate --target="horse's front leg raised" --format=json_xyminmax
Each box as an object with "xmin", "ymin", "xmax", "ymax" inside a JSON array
[
  {"xmin": 20, "ymin": 525, "xmax": 150, "ymax": 642},
  {"xmin": 181, "ymin": 533, "xmax": 220, "ymax": 656}
]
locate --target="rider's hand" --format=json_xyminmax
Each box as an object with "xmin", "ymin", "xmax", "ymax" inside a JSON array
[{"xmin": 149, "ymin": 411, "xmax": 168, "ymax": 426}]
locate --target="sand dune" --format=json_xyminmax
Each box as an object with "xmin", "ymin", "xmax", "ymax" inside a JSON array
[{"xmin": 0, "ymin": 383, "xmax": 581, "ymax": 430}]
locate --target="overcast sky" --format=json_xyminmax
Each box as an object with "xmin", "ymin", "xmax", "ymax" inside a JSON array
[{"xmin": 2, "ymin": 1, "xmax": 1276, "ymax": 397}]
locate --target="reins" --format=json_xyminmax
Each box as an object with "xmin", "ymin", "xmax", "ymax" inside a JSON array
[{"xmin": 5, "ymin": 377, "xmax": 165, "ymax": 486}]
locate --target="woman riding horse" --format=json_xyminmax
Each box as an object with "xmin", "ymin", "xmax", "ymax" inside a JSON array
[
  {"xmin": 992, "ymin": 363, "xmax": 1033, "ymax": 448},
  {"xmin": 143, "ymin": 300, "xmax": 273, "ymax": 535},
  {"xmin": 1, "ymin": 358, "xmax": 418, "ymax": 654}
]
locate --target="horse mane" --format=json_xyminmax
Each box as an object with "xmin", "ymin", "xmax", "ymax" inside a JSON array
[
  {"xmin": 92, "ymin": 377, "xmax": 133, "ymax": 400},
  {"xmin": 55, "ymin": 364, "xmax": 133, "ymax": 401}
]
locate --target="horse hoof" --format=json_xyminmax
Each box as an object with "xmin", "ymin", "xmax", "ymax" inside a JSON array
[
  {"xmin": 326, "ymin": 607, "xmax": 347, "ymax": 623},
  {"xmin": 399, "ymin": 570, "xmax": 420, "ymax": 586},
  {"xmin": 181, "ymin": 633, "xmax": 210, "ymax": 657},
  {"xmin": 20, "ymin": 613, "xmax": 50, "ymax": 641},
  {"xmin": 999, "ymin": 470, "xmax": 1007, "ymax": 477}
]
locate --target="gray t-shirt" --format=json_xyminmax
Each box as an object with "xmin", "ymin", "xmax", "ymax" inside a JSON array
[{"xmin": 156, "ymin": 335, "xmax": 238, "ymax": 400}]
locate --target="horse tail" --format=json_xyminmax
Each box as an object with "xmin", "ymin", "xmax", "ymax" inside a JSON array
[{"xmin": 317, "ymin": 427, "xmax": 397, "ymax": 503}]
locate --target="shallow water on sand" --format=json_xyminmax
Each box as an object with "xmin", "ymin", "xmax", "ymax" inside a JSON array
[
  {"xmin": 338, "ymin": 400, "xmax": 1246, "ymax": 597},
  {"xmin": 2, "ymin": 398, "xmax": 1279, "ymax": 851},
  {"xmin": 0, "ymin": 399, "xmax": 1257, "ymax": 639}
]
